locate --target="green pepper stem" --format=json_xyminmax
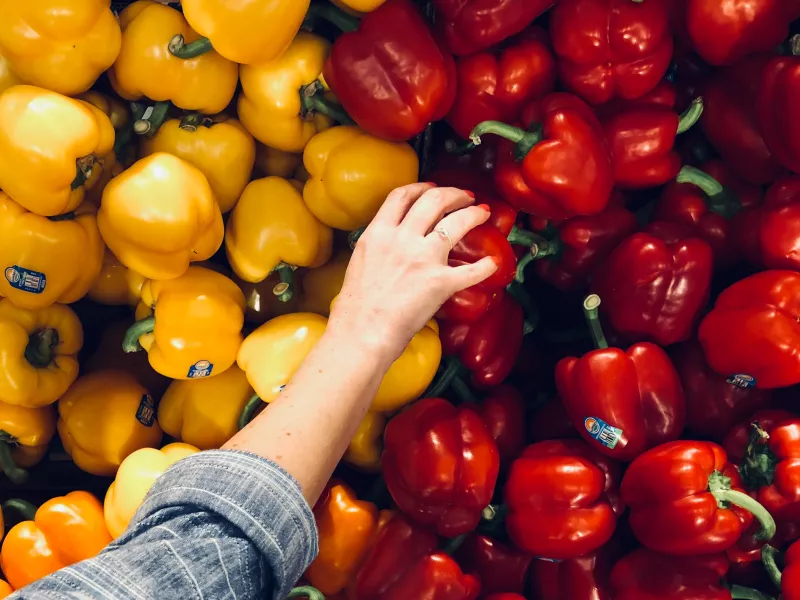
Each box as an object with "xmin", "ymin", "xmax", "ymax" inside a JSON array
[
  {"xmin": 272, "ymin": 264, "xmax": 295, "ymax": 303},
  {"xmin": 122, "ymin": 317, "xmax": 155, "ymax": 353},
  {"xmin": 300, "ymin": 82, "xmax": 354, "ymax": 125},
  {"xmin": 729, "ymin": 585, "xmax": 776, "ymax": 600},
  {"xmin": 791, "ymin": 34, "xmax": 800, "ymax": 57},
  {"xmin": 469, "ymin": 121, "xmax": 543, "ymax": 158},
  {"xmin": 445, "ymin": 139, "xmax": 478, "ymax": 155},
  {"xmin": 133, "ymin": 102, "xmax": 171, "ymax": 136},
  {"xmin": 25, "ymin": 328, "xmax": 59, "ymax": 368},
  {"xmin": 3, "ymin": 498, "xmax": 38, "ymax": 521},
  {"xmin": 286, "ymin": 586, "xmax": 326, "ymax": 600},
  {"xmin": 71, "ymin": 155, "xmax": 96, "ymax": 190},
  {"xmin": 305, "ymin": 2, "xmax": 360, "ymax": 32},
  {"xmin": 424, "ymin": 356, "xmax": 463, "ymax": 398},
  {"xmin": 515, "ymin": 242, "xmax": 560, "ymax": 283},
  {"xmin": 711, "ymin": 488, "xmax": 776, "ymax": 542},
  {"xmin": 676, "ymin": 97, "xmax": 704, "ymax": 134},
  {"xmin": 237, "ymin": 393, "xmax": 262, "ymax": 431},
  {"xmin": 583, "ymin": 295, "xmax": 608, "ymax": 350},
  {"xmin": 0, "ymin": 439, "xmax": 28, "ymax": 485},
  {"xmin": 507, "ymin": 226, "xmax": 547, "ymax": 247},
  {"xmin": 348, "ymin": 227, "xmax": 366, "ymax": 249},
  {"xmin": 675, "ymin": 165, "xmax": 741, "ymax": 219},
  {"xmin": 450, "ymin": 375, "xmax": 478, "ymax": 404},
  {"xmin": 507, "ymin": 280, "xmax": 540, "ymax": 333},
  {"xmin": 179, "ymin": 113, "xmax": 214, "ymax": 132},
  {"xmin": 761, "ymin": 544, "xmax": 782, "ymax": 588},
  {"xmin": 442, "ymin": 534, "xmax": 467, "ymax": 555},
  {"xmin": 168, "ymin": 35, "xmax": 213, "ymax": 59}
]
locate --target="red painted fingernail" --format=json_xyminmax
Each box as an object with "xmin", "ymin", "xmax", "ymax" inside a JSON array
[
  {"xmin": 478, "ymin": 203, "xmax": 491, "ymax": 212},
  {"xmin": 463, "ymin": 190, "xmax": 475, "ymax": 198}
]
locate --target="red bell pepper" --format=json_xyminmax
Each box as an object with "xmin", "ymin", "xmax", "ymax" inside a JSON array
[
  {"xmin": 590, "ymin": 230, "xmax": 714, "ymax": 347},
  {"xmin": 687, "ymin": 0, "xmax": 799, "ymax": 66},
  {"xmin": 529, "ymin": 543, "xmax": 618, "ymax": 600},
  {"xmin": 698, "ymin": 270, "xmax": 800, "ymax": 389},
  {"xmin": 504, "ymin": 439, "xmax": 622, "ymax": 560},
  {"xmin": 671, "ymin": 340, "xmax": 772, "ymax": 442},
  {"xmin": 764, "ymin": 539, "xmax": 800, "ymax": 600},
  {"xmin": 323, "ymin": 0, "xmax": 456, "ymax": 142},
  {"xmin": 440, "ymin": 290, "xmax": 524, "ymax": 388},
  {"xmin": 471, "ymin": 93, "xmax": 614, "ymax": 221},
  {"xmin": 433, "ymin": 0, "xmax": 555, "ymax": 56},
  {"xmin": 555, "ymin": 295, "xmax": 686, "ymax": 462},
  {"xmin": 516, "ymin": 206, "xmax": 637, "ymax": 291},
  {"xmin": 609, "ymin": 548, "xmax": 769, "ymax": 600},
  {"xmin": 621, "ymin": 440, "xmax": 775, "ymax": 555},
  {"xmin": 353, "ymin": 512, "xmax": 480, "ymax": 600},
  {"xmin": 383, "ymin": 398, "xmax": 500, "ymax": 538},
  {"xmin": 446, "ymin": 30, "xmax": 556, "ymax": 140},
  {"xmin": 549, "ymin": 0, "xmax": 673, "ymax": 106},
  {"xmin": 757, "ymin": 55, "xmax": 800, "ymax": 175},
  {"xmin": 473, "ymin": 385, "xmax": 527, "ymax": 467},
  {"xmin": 454, "ymin": 535, "xmax": 532, "ymax": 598},
  {"xmin": 701, "ymin": 55, "xmax": 783, "ymax": 185},
  {"xmin": 759, "ymin": 176, "xmax": 800, "ymax": 272},
  {"xmin": 601, "ymin": 97, "xmax": 704, "ymax": 189}
]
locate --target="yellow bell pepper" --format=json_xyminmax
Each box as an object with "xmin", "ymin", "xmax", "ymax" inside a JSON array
[
  {"xmin": 0, "ymin": 401, "xmax": 56, "ymax": 484},
  {"xmin": 0, "ymin": 85, "xmax": 115, "ymax": 217},
  {"xmin": 225, "ymin": 177, "xmax": 333, "ymax": 302},
  {"xmin": 180, "ymin": 0, "xmax": 310, "ymax": 66},
  {"xmin": 158, "ymin": 366, "xmax": 254, "ymax": 450},
  {"xmin": 0, "ymin": 300, "xmax": 82, "ymax": 409},
  {"xmin": 303, "ymin": 126, "xmax": 419, "ymax": 230},
  {"xmin": 0, "ymin": 194, "xmax": 104, "ymax": 310},
  {"xmin": 332, "ymin": 0, "xmax": 389, "ymax": 12},
  {"xmin": 254, "ymin": 144, "xmax": 303, "ymax": 180},
  {"xmin": 235, "ymin": 273, "xmax": 300, "ymax": 326},
  {"xmin": 0, "ymin": 50, "xmax": 21, "ymax": 96},
  {"xmin": 97, "ymin": 152, "xmax": 224, "ymax": 281},
  {"xmin": 237, "ymin": 313, "xmax": 329, "ymax": 404},
  {"xmin": 125, "ymin": 266, "xmax": 245, "ymax": 381},
  {"xmin": 342, "ymin": 411, "xmax": 385, "ymax": 472},
  {"xmin": 77, "ymin": 91, "xmax": 130, "ymax": 132},
  {"xmin": 110, "ymin": 1, "xmax": 237, "ymax": 115},
  {"xmin": 238, "ymin": 33, "xmax": 334, "ymax": 153},
  {"xmin": 140, "ymin": 114, "xmax": 255, "ymax": 213},
  {"xmin": 0, "ymin": 1, "xmax": 121, "ymax": 96},
  {"xmin": 58, "ymin": 370, "xmax": 163, "ymax": 476},
  {"xmin": 299, "ymin": 249, "xmax": 351, "ymax": 317},
  {"xmin": 87, "ymin": 249, "xmax": 146, "ymax": 307},
  {"xmin": 104, "ymin": 442, "xmax": 198, "ymax": 539}
]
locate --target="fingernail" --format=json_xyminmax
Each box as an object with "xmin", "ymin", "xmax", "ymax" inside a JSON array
[
  {"xmin": 464, "ymin": 190, "xmax": 475, "ymax": 198},
  {"xmin": 478, "ymin": 203, "xmax": 491, "ymax": 212}
]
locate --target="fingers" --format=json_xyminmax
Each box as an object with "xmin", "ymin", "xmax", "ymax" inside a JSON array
[
  {"xmin": 371, "ymin": 182, "xmax": 437, "ymax": 227},
  {"xmin": 427, "ymin": 205, "xmax": 491, "ymax": 258},
  {"xmin": 402, "ymin": 187, "xmax": 475, "ymax": 235},
  {"xmin": 444, "ymin": 256, "xmax": 498, "ymax": 293}
]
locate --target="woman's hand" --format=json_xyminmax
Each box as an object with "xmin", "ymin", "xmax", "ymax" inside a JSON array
[{"xmin": 329, "ymin": 182, "xmax": 498, "ymax": 361}]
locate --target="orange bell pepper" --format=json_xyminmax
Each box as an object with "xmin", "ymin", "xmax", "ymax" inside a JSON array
[{"xmin": 0, "ymin": 492, "xmax": 111, "ymax": 590}]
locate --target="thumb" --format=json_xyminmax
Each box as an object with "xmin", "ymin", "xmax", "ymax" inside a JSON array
[{"xmin": 446, "ymin": 256, "xmax": 498, "ymax": 294}]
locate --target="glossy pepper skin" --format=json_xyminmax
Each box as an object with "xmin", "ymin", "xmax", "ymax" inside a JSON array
[
  {"xmin": 111, "ymin": 2, "xmax": 237, "ymax": 114},
  {"xmin": 226, "ymin": 177, "xmax": 333, "ymax": 285},
  {"xmin": 127, "ymin": 267, "xmax": 245, "ymax": 381},
  {"xmin": 433, "ymin": 0, "xmax": 554, "ymax": 56},
  {"xmin": 699, "ymin": 270, "xmax": 800, "ymax": 389},
  {"xmin": 0, "ymin": 300, "xmax": 82, "ymax": 409},
  {"xmin": 483, "ymin": 93, "xmax": 614, "ymax": 220},
  {"xmin": 591, "ymin": 231, "xmax": 713, "ymax": 346},
  {"xmin": 0, "ymin": 50, "xmax": 21, "ymax": 96},
  {"xmin": 0, "ymin": 1, "xmax": 121, "ymax": 96},
  {"xmin": 505, "ymin": 439, "xmax": 621, "ymax": 560},
  {"xmin": 757, "ymin": 56, "xmax": 800, "ymax": 175},
  {"xmin": 383, "ymin": 398, "xmax": 500, "ymax": 537},
  {"xmin": 621, "ymin": 441, "xmax": 775, "ymax": 555},
  {"xmin": 550, "ymin": 0, "xmax": 673, "ymax": 106},
  {"xmin": 181, "ymin": 0, "xmax": 308, "ymax": 66},
  {"xmin": 0, "ymin": 402, "xmax": 56, "ymax": 484},
  {"xmin": 305, "ymin": 480, "xmax": 380, "ymax": 595},
  {"xmin": 474, "ymin": 385, "xmax": 527, "ymax": 466},
  {"xmin": 140, "ymin": 115, "xmax": 255, "ymax": 214},
  {"xmin": 98, "ymin": 152, "xmax": 224, "ymax": 281},
  {"xmin": 0, "ymin": 195, "xmax": 103, "ymax": 310},
  {"xmin": 446, "ymin": 31, "xmax": 556, "ymax": 139},
  {"xmin": 104, "ymin": 442, "xmax": 198, "ymax": 538},
  {"xmin": 158, "ymin": 366, "xmax": 254, "ymax": 450},
  {"xmin": 530, "ymin": 544, "xmax": 617, "ymax": 600},
  {"xmin": 87, "ymin": 250, "xmax": 146, "ymax": 307},
  {"xmin": 701, "ymin": 56, "xmax": 782, "ymax": 185},
  {"xmin": 0, "ymin": 86, "xmax": 115, "ymax": 217},
  {"xmin": 324, "ymin": 0, "xmax": 456, "ymax": 142},
  {"xmin": 758, "ymin": 176, "xmax": 800, "ymax": 271},
  {"xmin": 778, "ymin": 539, "xmax": 800, "ymax": 600},
  {"xmin": 672, "ymin": 340, "xmax": 772, "ymax": 442},
  {"xmin": 0, "ymin": 492, "xmax": 112, "ymax": 590},
  {"xmin": 454, "ymin": 535, "xmax": 532, "ymax": 598},
  {"xmin": 58, "ymin": 371, "xmax": 163, "ymax": 476},
  {"xmin": 238, "ymin": 32, "xmax": 333, "ymax": 154},
  {"xmin": 343, "ymin": 411, "xmax": 386, "ymax": 472},
  {"xmin": 440, "ymin": 291, "xmax": 524, "ymax": 389},
  {"xmin": 353, "ymin": 512, "xmax": 480, "ymax": 600},
  {"xmin": 303, "ymin": 126, "xmax": 419, "ymax": 230}
]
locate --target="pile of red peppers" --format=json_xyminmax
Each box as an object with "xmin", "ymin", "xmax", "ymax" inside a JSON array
[{"xmin": 303, "ymin": 0, "xmax": 800, "ymax": 598}]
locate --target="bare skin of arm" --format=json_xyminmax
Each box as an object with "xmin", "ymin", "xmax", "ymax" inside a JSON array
[{"xmin": 223, "ymin": 183, "xmax": 497, "ymax": 504}]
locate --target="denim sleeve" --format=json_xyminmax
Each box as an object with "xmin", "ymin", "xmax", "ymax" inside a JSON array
[{"xmin": 10, "ymin": 450, "xmax": 319, "ymax": 600}]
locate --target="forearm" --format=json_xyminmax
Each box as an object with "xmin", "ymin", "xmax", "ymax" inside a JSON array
[{"xmin": 223, "ymin": 325, "xmax": 394, "ymax": 504}]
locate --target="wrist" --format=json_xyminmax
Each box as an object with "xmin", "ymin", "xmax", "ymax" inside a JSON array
[{"xmin": 325, "ymin": 312, "xmax": 406, "ymax": 367}]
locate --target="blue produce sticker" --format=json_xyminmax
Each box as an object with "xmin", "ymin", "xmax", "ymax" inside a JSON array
[
  {"xmin": 136, "ymin": 394, "xmax": 156, "ymax": 427},
  {"xmin": 727, "ymin": 374, "xmax": 756, "ymax": 389},
  {"xmin": 584, "ymin": 417, "xmax": 623, "ymax": 450},
  {"xmin": 187, "ymin": 360, "xmax": 213, "ymax": 379},
  {"xmin": 5, "ymin": 266, "xmax": 46, "ymax": 294}
]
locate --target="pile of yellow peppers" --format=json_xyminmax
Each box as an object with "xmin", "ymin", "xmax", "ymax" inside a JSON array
[{"xmin": 0, "ymin": 0, "xmax": 438, "ymax": 591}]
